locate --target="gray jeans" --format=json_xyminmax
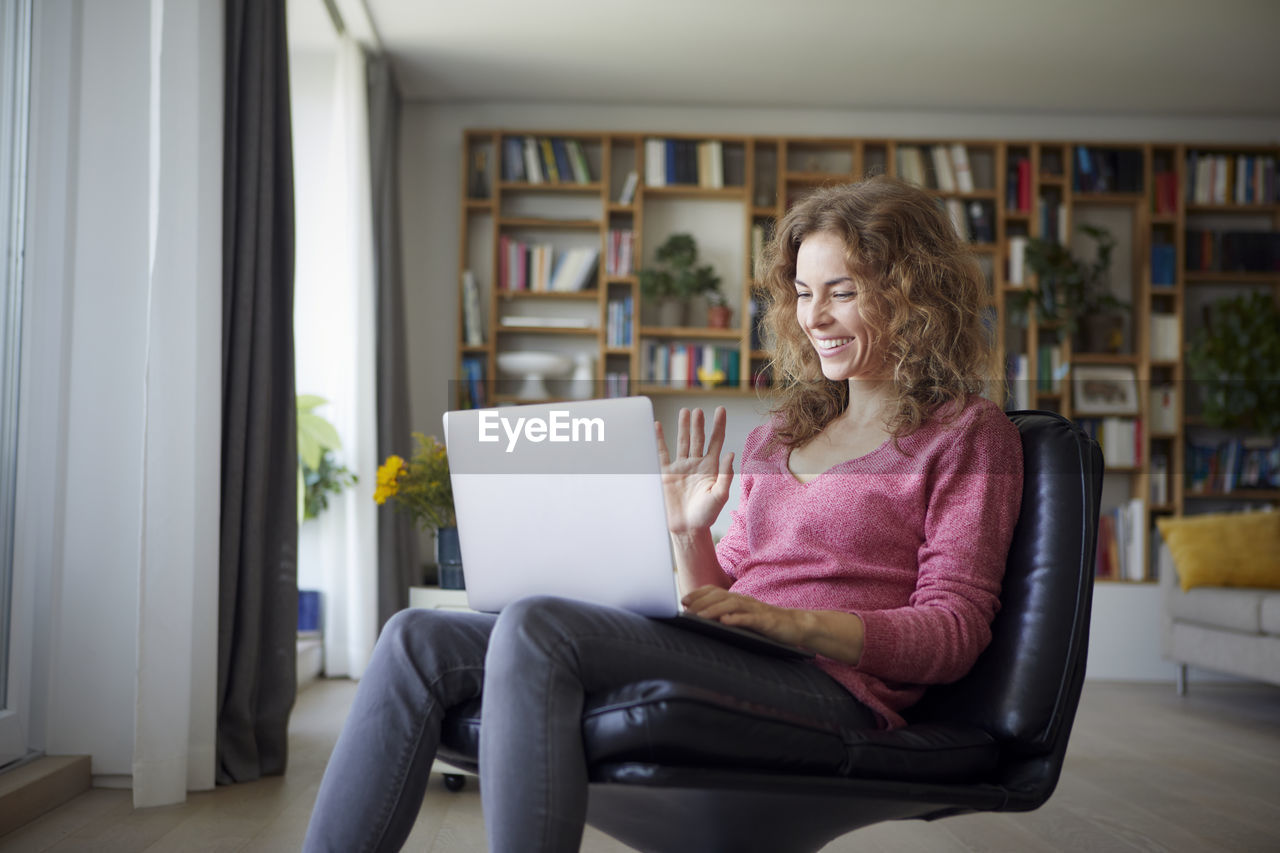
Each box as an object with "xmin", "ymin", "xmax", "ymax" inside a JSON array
[{"xmin": 302, "ymin": 595, "xmax": 873, "ymax": 852}]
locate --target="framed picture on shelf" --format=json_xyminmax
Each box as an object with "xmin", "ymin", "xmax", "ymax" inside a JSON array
[{"xmin": 1073, "ymin": 366, "xmax": 1139, "ymax": 415}]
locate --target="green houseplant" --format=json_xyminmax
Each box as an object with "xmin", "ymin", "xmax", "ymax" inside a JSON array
[
  {"xmin": 637, "ymin": 233, "xmax": 721, "ymax": 327},
  {"xmin": 1185, "ymin": 292, "xmax": 1280, "ymax": 434},
  {"xmin": 1009, "ymin": 224, "xmax": 1129, "ymax": 352},
  {"xmin": 297, "ymin": 394, "xmax": 356, "ymax": 522}
]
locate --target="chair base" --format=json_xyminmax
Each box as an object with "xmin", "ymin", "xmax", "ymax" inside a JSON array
[{"xmin": 586, "ymin": 765, "xmax": 1005, "ymax": 853}]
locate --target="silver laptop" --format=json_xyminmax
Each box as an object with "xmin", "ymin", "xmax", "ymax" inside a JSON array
[{"xmin": 442, "ymin": 396, "xmax": 812, "ymax": 659}]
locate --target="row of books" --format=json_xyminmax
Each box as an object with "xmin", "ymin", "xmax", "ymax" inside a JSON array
[
  {"xmin": 1095, "ymin": 498, "xmax": 1149, "ymax": 581},
  {"xmin": 501, "ymin": 136, "xmax": 593, "ymax": 185},
  {"xmin": 498, "ymin": 236, "xmax": 599, "ymax": 292},
  {"xmin": 644, "ymin": 138, "xmax": 745, "ymax": 188},
  {"xmin": 1073, "ymin": 146, "xmax": 1144, "ymax": 193},
  {"xmin": 1150, "ymin": 242, "xmax": 1177, "ymax": 285},
  {"xmin": 895, "ymin": 144, "xmax": 980, "ymax": 193},
  {"xmin": 458, "ymin": 356, "xmax": 487, "ymax": 410},
  {"xmin": 605, "ymin": 296, "xmax": 633, "ymax": 347},
  {"xmin": 1038, "ymin": 199, "xmax": 1069, "ymax": 245},
  {"xmin": 1184, "ymin": 229, "xmax": 1280, "ymax": 273},
  {"xmin": 642, "ymin": 343, "xmax": 742, "ymax": 389},
  {"xmin": 1185, "ymin": 152, "xmax": 1279, "ymax": 205},
  {"xmin": 603, "ymin": 371, "xmax": 631, "ymax": 398},
  {"xmin": 605, "ymin": 229, "xmax": 635, "ymax": 277},
  {"xmin": 1077, "ymin": 417, "xmax": 1143, "ymax": 468},
  {"xmin": 942, "ymin": 198, "xmax": 995, "ymax": 243},
  {"xmin": 1186, "ymin": 438, "xmax": 1280, "ymax": 495},
  {"xmin": 1004, "ymin": 347, "xmax": 1067, "ymax": 407}
]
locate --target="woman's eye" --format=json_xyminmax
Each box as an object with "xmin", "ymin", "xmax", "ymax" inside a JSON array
[
  {"xmin": 795, "ymin": 291, "xmax": 811, "ymax": 300},
  {"xmin": 834, "ymin": 291, "xmax": 857, "ymax": 300}
]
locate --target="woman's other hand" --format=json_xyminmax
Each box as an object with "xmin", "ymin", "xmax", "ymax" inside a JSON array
[
  {"xmin": 682, "ymin": 585, "xmax": 867, "ymax": 664},
  {"xmin": 655, "ymin": 406, "xmax": 734, "ymax": 535},
  {"xmin": 681, "ymin": 586, "xmax": 809, "ymax": 647}
]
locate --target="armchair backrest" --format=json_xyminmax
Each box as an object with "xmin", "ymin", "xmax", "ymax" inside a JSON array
[{"xmin": 910, "ymin": 412, "xmax": 1102, "ymax": 796}]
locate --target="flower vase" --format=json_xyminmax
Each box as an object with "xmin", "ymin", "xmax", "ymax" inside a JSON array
[{"xmin": 436, "ymin": 525, "xmax": 465, "ymax": 589}]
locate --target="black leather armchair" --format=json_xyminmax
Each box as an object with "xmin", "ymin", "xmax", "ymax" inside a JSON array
[{"xmin": 439, "ymin": 411, "xmax": 1103, "ymax": 852}]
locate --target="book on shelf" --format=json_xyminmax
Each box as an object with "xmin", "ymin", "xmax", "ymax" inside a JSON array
[
  {"xmin": 949, "ymin": 143, "xmax": 975, "ymax": 192},
  {"xmin": 1149, "ymin": 384, "xmax": 1178, "ymax": 434},
  {"xmin": 931, "ymin": 146, "xmax": 956, "ymax": 191},
  {"xmin": 604, "ymin": 371, "xmax": 630, "ymax": 398},
  {"xmin": 1150, "ymin": 453, "xmax": 1170, "ymax": 505},
  {"xmin": 564, "ymin": 139, "xmax": 592, "ymax": 184},
  {"xmin": 1152, "ymin": 170, "xmax": 1178, "ymax": 214},
  {"xmin": 644, "ymin": 138, "xmax": 666, "ymax": 187},
  {"xmin": 460, "ymin": 355, "xmax": 487, "ymax": 409},
  {"xmin": 944, "ymin": 199, "xmax": 967, "ymax": 241},
  {"xmin": 502, "ymin": 136, "xmax": 526, "ymax": 182},
  {"xmin": 618, "ymin": 170, "xmax": 639, "ymax": 204},
  {"xmin": 966, "ymin": 200, "xmax": 994, "ymax": 243},
  {"xmin": 606, "ymin": 229, "xmax": 635, "ymax": 276},
  {"xmin": 462, "ymin": 269, "xmax": 484, "ymax": 346},
  {"xmin": 1006, "ymin": 353, "xmax": 1030, "ymax": 411},
  {"xmin": 1077, "ymin": 417, "xmax": 1142, "ymax": 468},
  {"xmin": 1007, "ymin": 235, "xmax": 1028, "ymax": 285},
  {"xmin": 523, "ymin": 137, "xmax": 544, "ymax": 184},
  {"xmin": 539, "ymin": 138, "xmax": 561, "ymax": 183},
  {"xmin": 895, "ymin": 145, "xmax": 927, "ymax": 188},
  {"xmin": 1149, "ymin": 313, "xmax": 1179, "ymax": 361},
  {"xmin": 1095, "ymin": 498, "xmax": 1148, "ymax": 581},
  {"xmin": 548, "ymin": 247, "xmax": 600, "ymax": 292},
  {"xmin": 1150, "ymin": 242, "xmax": 1176, "ymax": 285},
  {"xmin": 606, "ymin": 295, "xmax": 633, "ymax": 346}
]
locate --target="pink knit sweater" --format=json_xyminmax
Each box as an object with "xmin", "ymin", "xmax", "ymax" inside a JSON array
[{"xmin": 714, "ymin": 397, "xmax": 1023, "ymax": 729}]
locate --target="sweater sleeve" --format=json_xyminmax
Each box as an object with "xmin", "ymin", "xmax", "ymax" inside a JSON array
[{"xmin": 852, "ymin": 407, "xmax": 1023, "ymax": 685}]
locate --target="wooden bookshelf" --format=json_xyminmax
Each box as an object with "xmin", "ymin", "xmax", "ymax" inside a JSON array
[{"xmin": 455, "ymin": 130, "xmax": 1280, "ymax": 584}]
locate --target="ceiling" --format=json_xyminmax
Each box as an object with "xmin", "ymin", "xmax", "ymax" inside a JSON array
[{"xmin": 299, "ymin": 0, "xmax": 1280, "ymax": 118}]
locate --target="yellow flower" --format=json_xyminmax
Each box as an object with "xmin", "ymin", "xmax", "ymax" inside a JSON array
[
  {"xmin": 371, "ymin": 435, "xmax": 455, "ymax": 530},
  {"xmin": 374, "ymin": 455, "xmax": 405, "ymax": 504}
]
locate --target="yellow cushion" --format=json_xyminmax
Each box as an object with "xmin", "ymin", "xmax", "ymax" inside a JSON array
[{"xmin": 1156, "ymin": 511, "xmax": 1280, "ymax": 592}]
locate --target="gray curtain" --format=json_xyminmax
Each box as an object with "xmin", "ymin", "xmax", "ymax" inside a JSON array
[
  {"xmin": 217, "ymin": 0, "xmax": 297, "ymax": 784},
  {"xmin": 368, "ymin": 52, "xmax": 421, "ymax": 628}
]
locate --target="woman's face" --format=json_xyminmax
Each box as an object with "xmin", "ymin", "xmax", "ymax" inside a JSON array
[{"xmin": 794, "ymin": 231, "xmax": 887, "ymax": 383}]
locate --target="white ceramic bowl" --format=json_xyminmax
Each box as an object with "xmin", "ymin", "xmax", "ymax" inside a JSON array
[{"xmin": 497, "ymin": 350, "xmax": 571, "ymax": 399}]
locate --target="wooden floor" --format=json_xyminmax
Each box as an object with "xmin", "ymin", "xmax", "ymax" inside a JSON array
[{"xmin": 1, "ymin": 678, "xmax": 1277, "ymax": 852}]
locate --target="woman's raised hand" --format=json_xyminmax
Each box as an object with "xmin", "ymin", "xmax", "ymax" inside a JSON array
[{"xmin": 655, "ymin": 407, "xmax": 734, "ymax": 535}]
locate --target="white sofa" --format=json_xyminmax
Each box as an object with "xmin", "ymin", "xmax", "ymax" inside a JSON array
[{"xmin": 1160, "ymin": 559, "xmax": 1280, "ymax": 692}]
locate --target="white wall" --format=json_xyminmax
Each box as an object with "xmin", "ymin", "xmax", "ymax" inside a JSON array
[{"xmin": 399, "ymin": 100, "xmax": 1280, "ymax": 679}]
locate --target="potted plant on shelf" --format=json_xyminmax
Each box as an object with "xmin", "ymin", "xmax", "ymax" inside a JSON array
[
  {"xmin": 1185, "ymin": 292, "xmax": 1280, "ymax": 434},
  {"xmin": 1008, "ymin": 224, "xmax": 1129, "ymax": 353},
  {"xmin": 706, "ymin": 288, "xmax": 733, "ymax": 329},
  {"xmin": 375, "ymin": 433, "xmax": 464, "ymax": 588},
  {"xmin": 637, "ymin": 232, "xmax": 721, "ymax": 328}
]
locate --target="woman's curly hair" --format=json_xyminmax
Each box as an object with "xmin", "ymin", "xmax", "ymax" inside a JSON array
[{"xmin": 758, "ymin": 176, "xmax": 1000, "ymax": 449}]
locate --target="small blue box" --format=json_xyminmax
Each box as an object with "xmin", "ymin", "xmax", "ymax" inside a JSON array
[{"xmin": 298, "ymin": 589, "xmax": 322, "ymax": 632}]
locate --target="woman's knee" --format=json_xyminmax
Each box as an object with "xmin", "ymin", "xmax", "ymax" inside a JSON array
[{"xmin": 488, "ymin": 595, "xmax": 588, "ymax": 664}]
